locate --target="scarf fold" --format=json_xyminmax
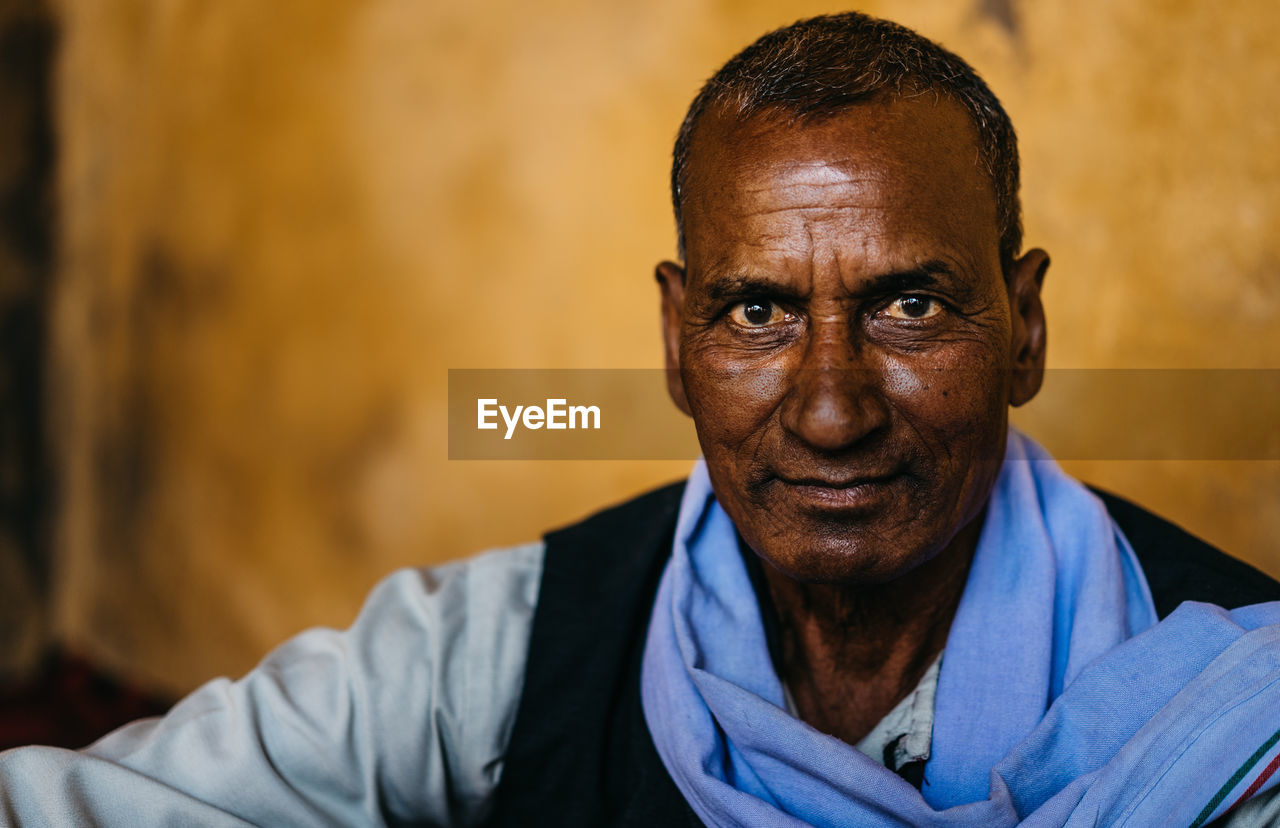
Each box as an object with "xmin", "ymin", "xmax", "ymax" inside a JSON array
[{"xmin": 641, "ymin": 428, "xmax": 1280, "ymax": 826}]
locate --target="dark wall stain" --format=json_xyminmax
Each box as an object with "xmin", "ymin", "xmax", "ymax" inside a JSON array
[
  {"xmin": 975, "ymin": 0, "xmax": 1020, "ymax": 40},
  {"xmin": 93, "ymin": 243, "xmax": 228, "ymax": 565},
  {"xmin": 0, "ymin": 1, "xmax": 58, "ymax": 594}
]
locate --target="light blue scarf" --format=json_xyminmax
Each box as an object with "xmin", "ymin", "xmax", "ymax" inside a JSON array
[{"xmin": 641, "ymin": 429, "xmax": 1280, "ymax": 826}]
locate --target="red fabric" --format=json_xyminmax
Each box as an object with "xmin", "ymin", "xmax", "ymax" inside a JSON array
[{"xmin": 0, "ymin": 649, "xmax": 173, "ymax": 751}]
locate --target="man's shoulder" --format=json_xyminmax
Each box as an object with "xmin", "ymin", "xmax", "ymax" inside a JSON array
[
  {"xmin": 544, "ymin": 480, "xmax": 687, "ymax": 549},
  {"xmin": 531, "ymin": 480, "xmax": 687, "ymax": 621},
  {"xmin": 489, "ymin": 481, "xmax": 698, "ymax": 827},
  {"xmin": 1091, "ymin": 487, "xmax": 1280, "ymax": 617}
]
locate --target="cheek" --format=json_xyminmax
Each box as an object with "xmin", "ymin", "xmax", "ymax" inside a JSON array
[
  {"xmin": 681, "ymin": 347, "xmax": 790, "ymax": 444},
  {"xmin": 878, "ymin": 347, "xmax": 1011, "ymax": 531},
  {"xmin": 881, "ymin": 345, "xmax": 1010, "ymax": 449}
]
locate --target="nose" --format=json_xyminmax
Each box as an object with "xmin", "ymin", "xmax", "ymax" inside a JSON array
[{"xmin": 779, "ymin": 321, "xmax": 889, "ymax": 451}]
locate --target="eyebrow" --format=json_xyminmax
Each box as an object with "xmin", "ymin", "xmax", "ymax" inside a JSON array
[
  {"xmin": 701, "ymin": 273, "xmax": 804, "ymax": 304},
  {"xmin": 699, "ymin": 259, "xmax": 958, "ymax": 303},
  {"xmin": 859, "ymin": 260, "xmax": 956, "ymax": 295}
]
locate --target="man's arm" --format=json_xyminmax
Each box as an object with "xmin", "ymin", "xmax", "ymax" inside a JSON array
[{"xmin": 0, "ymin": 543, "xmax": 544, "ymax": 827}]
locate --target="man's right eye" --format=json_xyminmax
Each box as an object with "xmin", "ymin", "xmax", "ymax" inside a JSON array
[{"xmin": 729, "ymin": 300, "xmax": 789, "ymax": 327}]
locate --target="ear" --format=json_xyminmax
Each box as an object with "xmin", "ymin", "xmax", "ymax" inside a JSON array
[
  {"xmin": 655, "ymin": 260, "xmax": 692, "ymax": 416},
  {"xmin": 1008, "ymin": 248, "xmax": 1049, "ymax": 408}
]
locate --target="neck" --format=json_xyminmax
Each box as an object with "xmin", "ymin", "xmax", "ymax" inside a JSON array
[{"xmin": 761, "ymin": 513, "xmax": 982, "ymax": 746}]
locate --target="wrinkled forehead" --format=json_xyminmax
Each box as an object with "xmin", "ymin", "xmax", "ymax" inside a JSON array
[{"xmin": 680, "ymin": 97, "xmax": 1000, "ymax": 270}]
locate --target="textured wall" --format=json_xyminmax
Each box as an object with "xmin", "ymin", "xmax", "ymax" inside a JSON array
[{"xmin": 51, "ymin": 0, "xmax": 1280, "ymax": 694}]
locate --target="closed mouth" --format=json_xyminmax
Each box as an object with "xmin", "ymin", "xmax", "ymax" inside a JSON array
[
  {"xmin": 773, "ymin": 472, "xmax": 901, "ymax": 510},
  {"xmin": 776, "ymin": 473, "xmax": 897, "ymax": 488}
]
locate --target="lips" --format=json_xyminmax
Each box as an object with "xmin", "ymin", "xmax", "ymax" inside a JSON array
[
  {"xmin": 777, "ymin": 473, "xmax": 898, "ymax": 488},
  {"xmin": 772, "ymin": 471, "xmax": 902, "ymax": 511}
]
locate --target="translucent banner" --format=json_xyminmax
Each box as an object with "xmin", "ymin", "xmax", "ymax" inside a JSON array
[{"xmin": 448, "ymin": 369, "xmax": 1280, "ymax": 460}]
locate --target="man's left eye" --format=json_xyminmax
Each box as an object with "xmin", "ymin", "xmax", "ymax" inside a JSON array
[{"xmin": 884, "ymin": 296, "xmax": 942, "ymax": 320}]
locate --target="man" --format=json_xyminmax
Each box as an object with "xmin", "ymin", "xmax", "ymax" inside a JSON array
[{"xmin": 3, "ymin": 11, "xmax": 1280, "ymax": 827}]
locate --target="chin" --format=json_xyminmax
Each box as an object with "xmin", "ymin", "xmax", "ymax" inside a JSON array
[{"xmin": 751, "ymin": 525, "xmax": 946, "ymax": 586}]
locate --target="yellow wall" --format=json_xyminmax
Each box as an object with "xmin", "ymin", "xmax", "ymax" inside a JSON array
[{"xmin": 51, "ymin": 0, "xmax": 1280, "ymax": 694}]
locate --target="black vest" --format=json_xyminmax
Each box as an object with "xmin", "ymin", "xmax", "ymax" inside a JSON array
[{"xmin": 485, "ymin": 483, "xmax": 1280, "ymax": 827}]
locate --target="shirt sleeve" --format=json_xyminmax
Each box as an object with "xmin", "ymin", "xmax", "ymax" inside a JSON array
[{"xmin": 0, "ymin": 542, "xmax": 545, "ymax": 827}]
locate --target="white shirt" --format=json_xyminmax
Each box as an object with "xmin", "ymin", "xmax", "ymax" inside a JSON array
[{"xmin": 2, "ymin": 542, "xmax": 1277, "ymax": 826}]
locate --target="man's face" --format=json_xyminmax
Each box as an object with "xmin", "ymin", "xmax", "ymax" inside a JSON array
[{"xmin": 658, "ymin": 97, "xmax": 1047, "ymax": 585}]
